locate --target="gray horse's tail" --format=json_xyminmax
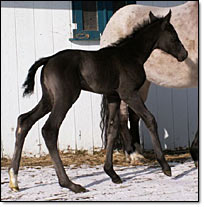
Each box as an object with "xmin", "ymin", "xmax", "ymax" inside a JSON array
[
  {"xmin": 22, "ymin": 57, "xmax": 50, "ymax": 97},
  {"xmin": 100, "ymin": 95, "xmax": 123, "ymax": 150},
  {"xmin": 100, "ymin": 95, "xmax": 109, "ymax": 147}
]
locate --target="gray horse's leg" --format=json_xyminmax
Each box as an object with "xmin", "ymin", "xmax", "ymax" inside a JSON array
[
  {"xmin": 9, "ymin": 97, "xmax": 51, "ymax": 191},
  {"xmin": 122, "ymin": 91, "xmax": 171, "ymax": 176},
  {"xmin": 119, "ymin": 101, "xmax": 134, "ymax": 155},
  {"xmin": 128, "ymin": 107, "xmax": 144, "ymax": 162},
  {"xmin": 190, "ymin": 129, "xmax": 198, "ymax": 167},
  {"xmin": 120, "ymin": 81, "xmax": 150, "ymax": 162},
  {"xmin": 104, "ymin": 101, "xmax": 122, "ymax": 183}
]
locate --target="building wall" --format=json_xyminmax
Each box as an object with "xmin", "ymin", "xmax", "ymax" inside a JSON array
[{"xmin": 1, "ymin": 1, "xmax": 198, "ymax": 158}]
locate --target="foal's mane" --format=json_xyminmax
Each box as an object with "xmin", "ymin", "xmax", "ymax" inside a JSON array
[{"xmin": 107, "ymin": 15, "xmax": 164, "ymax": 48}]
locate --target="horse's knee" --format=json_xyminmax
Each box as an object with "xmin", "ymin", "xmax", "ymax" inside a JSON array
[
  {"xmin": 106, "ymin": 120, "xmax": 119, "ymax": 146},
  {"xmin": 16, "ymin": 114, "xmax": 32, "ymax": 136},
  {"xmin": 17, "ymin": 114, "xmax": 26, "ymax": 129},
  {"xmin": 145, "ymin": 114, "xmax": 157, "ymax": 131}
]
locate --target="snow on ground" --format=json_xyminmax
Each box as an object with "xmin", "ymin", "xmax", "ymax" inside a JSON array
[{"xmin": 1, "ymin": 160, "xmax": 198, "ymax": 201}]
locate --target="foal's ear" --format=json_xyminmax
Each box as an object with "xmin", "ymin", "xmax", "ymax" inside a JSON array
[
  {"xmin": 149, "ymin": 11, "xmax": 158, "ymax": 22},
  {"xmin": 164, "ymin": 9, "xmax": 172, "ymax": 22},
  {"xmin": 161, "ymin": 10, "xmax": 172, "ymax": 30}
]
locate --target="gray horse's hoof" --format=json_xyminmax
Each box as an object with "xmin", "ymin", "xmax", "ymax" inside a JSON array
[{"xmin": 194, "ymin": 161, "xmax": 198, "ymax": 168}]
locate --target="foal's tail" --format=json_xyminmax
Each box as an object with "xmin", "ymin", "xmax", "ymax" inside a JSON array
[{"xmin": 22, "ymin": 57, "xmax": 50, "ymax": 97}]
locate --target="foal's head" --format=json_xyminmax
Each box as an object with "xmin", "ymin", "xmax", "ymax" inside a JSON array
[{"xmin": 151, "ymin": 10, "xmax": 188, "ymax": 62}]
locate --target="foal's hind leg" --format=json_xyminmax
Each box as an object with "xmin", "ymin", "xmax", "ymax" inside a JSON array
[
  {"xmin": 41, "ymin": 97, "xmax": 86, "ymax": 193},
  {"xmin": 9, "ymin": 97, "xmax": 51, "ymax": 191},
  {"xmin": 104, "ymin": 100, "xmax": 122, "ymax": 183},
  {"xmin": 121, "ymin": 92, "xmax": 171, "ymax": 176}
]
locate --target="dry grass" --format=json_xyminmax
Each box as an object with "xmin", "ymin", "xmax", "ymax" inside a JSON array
[{"xmin": 1, "ymin": 149, "xmax": 191, "ymax": 169}]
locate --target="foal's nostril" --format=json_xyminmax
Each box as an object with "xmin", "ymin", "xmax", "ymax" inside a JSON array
[
  {"xmin": 182, "ymin": 50, "xmax": 188, "ymax": 60},
  {"xmin": 178, "ymin": 49, "xmax": 188, "ymax": 62}
]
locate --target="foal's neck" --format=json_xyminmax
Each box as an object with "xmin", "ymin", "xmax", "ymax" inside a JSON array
[{"xmin": 121, "ymin": 20, "xmax": 162, "ymax": 64}]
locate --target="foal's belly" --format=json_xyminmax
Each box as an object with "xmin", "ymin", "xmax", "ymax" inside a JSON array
[{"xmin": 80, "ymin": 72, "xmax": 119, "ymax": 94}]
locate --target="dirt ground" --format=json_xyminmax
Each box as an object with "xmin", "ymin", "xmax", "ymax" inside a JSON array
[
  {"xmin": 1, "ymin": 149, "xmax": 198, "ymax": 201},
  {"xmin": 1, "ymin": 149, "xmax": 192, "ymax": 168}
]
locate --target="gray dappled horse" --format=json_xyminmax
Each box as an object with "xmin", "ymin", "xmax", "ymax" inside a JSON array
[{"xmin": 101, "ymin": 1, "xmax": 198, "ymax": 166}]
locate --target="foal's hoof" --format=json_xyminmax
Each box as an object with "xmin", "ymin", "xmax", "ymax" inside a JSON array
[
  {"xmin": 70, "ymin": 184, "xmax": 87, "ymax": 193},
  {"xmin": 162, "ymin": 169, "xmax": 172, "ymax": 177},
  {"xmin": 112, "ymin": 176, "xmax": 123, "ymax": 184},
  {"xmin": 9, "ymin": 186, "xmax": 19, "ymax": 192},
  {"xmin": 8, "ymin": 168, "xmax": 19, "ymax": 192}
]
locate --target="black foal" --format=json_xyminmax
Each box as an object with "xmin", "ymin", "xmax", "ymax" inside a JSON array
[{"xmin": 9, "ymin": 10, "xmax": 187, "ymax": 193}]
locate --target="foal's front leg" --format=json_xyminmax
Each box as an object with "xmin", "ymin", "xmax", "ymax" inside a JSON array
[
  {"xmin": 104, "ymin": 101, "xmax": 122, "ymax": 183},
  {"xmin": 121, "ymin": 92, "xmax": 171, "ymax": 176}
]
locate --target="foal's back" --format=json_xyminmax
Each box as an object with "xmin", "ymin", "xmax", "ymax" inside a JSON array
[{"xmin": 42, "ymin": 48, "xmax": 123, "ymax": 95}]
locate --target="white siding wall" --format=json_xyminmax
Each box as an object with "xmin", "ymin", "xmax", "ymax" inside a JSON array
[
  {"xmin": 1, "ymin": 1, "xmax": 198, "ymax": 158},
  {"xmin": 1, "ymin": 1, "xmax": 102, "ymax": 158}
]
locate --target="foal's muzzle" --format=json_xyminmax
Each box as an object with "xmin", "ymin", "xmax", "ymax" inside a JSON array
[{"xmin": 177, "ymin": 48, "xmax": 188, "ymax": 62}]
